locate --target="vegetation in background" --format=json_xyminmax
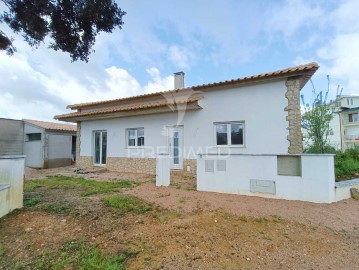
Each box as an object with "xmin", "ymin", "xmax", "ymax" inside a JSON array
[
  {"xmin": 335, "ymin": 148, "xmax": 359, "ymax": 181},
  {"xmin": 25, "ymin": 175, "xmax": 136, "ymax": 196},
  {"xmin": 301, "ymin": 76, "xmax": 336, "ymax": 154},
  {"xmin": 103, "ymin": 195, "xmax": 152, "ymax": 216}
]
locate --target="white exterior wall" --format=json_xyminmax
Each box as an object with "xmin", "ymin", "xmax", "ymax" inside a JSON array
[
  {"xmin": 24, "ymin": 124, "xmax": 44, "ymax": 168},
  {"xmin": 197, "ymin": 154, "xmax": 336, "ymax": 203},
  {"xmin": 80, "ymin": 80, "xmax": 290, "ymax": 160},
  {"xmin": 0, "ymin": 156, "xmax": 24, "ymax": 218},
  {"xmin": 327, "ymin": 113, "xmax": 341, "ymax": 149}
]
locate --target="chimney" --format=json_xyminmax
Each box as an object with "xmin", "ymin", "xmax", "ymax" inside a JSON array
[{"xmin": 174, "ymin": 71, "xmax": 185, "ymax": 89}]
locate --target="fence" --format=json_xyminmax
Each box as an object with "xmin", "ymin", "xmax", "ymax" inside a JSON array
[{"xmin": 0, "ymin": 156, "xmax": 25, "ymax": 218}]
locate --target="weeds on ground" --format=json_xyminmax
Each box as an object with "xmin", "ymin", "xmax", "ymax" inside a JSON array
[
  {"xmin": 15, "ymin": 240, "xmax": 133, "ymax": 270},
  {"xmin": 102, "ymin": 195, "xmax": 152, "ymax": 216},
  {"xmin": 254, "ymin": 217, "xmax": 269, "ymax": 223},
  {"xmin": 156, "ymin": 211, "xmax": 181, "ymax": 223},
  {"xmin": 42, "ymin": 203, "xmax": 72, "ymax": 214},
  {"xmin": 24, "ymin": 196, "xmax": 41, "ymax": 207},
  {"xmin": 25, "ymin": 175, "xmax": 137, "ymax": 196}
]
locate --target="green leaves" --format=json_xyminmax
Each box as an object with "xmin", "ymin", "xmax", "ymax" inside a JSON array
[{"xmin": 0, "ymin": 0, "xmax": 126, "ymax": 61}]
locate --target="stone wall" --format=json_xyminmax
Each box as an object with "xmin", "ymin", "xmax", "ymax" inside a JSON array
[
  {"xmin": 76, "ymin": 156, "xmax": 92, "ymax": 168},
  {"xmin": 285, "ymin": 77, "xmax": 303, "ymax": 154},
  {"xmin": 183, "ymin": 159, "xmax": 197, "ymax": 177},
  {"xmin": 107, "ymin": 157, "xmax": 156, "ymax": 174}
]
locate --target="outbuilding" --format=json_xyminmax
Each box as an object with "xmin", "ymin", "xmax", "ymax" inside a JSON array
[{"xmin": 23, "ymin": 119, "xmax": 76, "ymax": 168}]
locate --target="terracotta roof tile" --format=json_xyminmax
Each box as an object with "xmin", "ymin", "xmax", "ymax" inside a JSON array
[
  {"xmin": 66, "ymin": 62, "xmax": 319, "ymax": 110},
  {"xmin": 55, "ymin": 96, "xmax": 203, "ymax": 120},
  {"xmin": 23, "ymin": 119, "xmax": 77, "ymax": 132}
]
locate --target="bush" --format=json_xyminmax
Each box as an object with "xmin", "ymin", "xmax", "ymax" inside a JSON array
[{"xmin": 335, "ymin": 148, "xmax": 359, "ymax": 181}]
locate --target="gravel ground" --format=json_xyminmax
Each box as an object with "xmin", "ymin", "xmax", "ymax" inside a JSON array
[{"xmin": 25, "ymin": 166, "xmax": 359, "ymax": 233}]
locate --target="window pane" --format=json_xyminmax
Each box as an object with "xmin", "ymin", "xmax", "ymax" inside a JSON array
[
  {"xmin": 173, "ymin": 131, "xmax": 179, "ymax": 164},
  {"xmin": 231, "ymin": 124, "xmax": 243, "ymax": 145},
  {"xmin": 137, "ymin": 128, "xmax": 144, "ymax": 146},
  {"xmin": 128, "ymin": 130, "xmax": 136, "ymax": 146},
  {"xmin": 27, "ymin": 133, "xmax": 41, "ymax": 141},
  {"xmin": 102, "ymin": 132, "xmax": 107, "ymax": 164},
  {"xmin": 216, "ymin": 125, "xmax": 228, "ymax": 145},
  {"xmin": 94, "ymin": 132, "xmax": 100, "ymax": 164}
]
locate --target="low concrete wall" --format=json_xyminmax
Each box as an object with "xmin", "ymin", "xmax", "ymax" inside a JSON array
[
  {"xmin": 335, "ymin": 179, "xmax": 359, "ymax": 201},
  {"xmin": 197, "ymin": 154, "xmax": 336, "ymax": 203},
  {"xmin": 0, "ymin": 156, "xmax": 25, "ymax": 218}
]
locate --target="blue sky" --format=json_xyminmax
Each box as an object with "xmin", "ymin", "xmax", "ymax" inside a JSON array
[{"xmin": 1, "ymin": 0, "xmax": 359, "ymax": 121}]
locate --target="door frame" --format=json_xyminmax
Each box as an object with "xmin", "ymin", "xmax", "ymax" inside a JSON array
[
  {"xmin": 93, "ymin": 130, "xmax": 107, "ymax": 165},
  {"xmin": 167, "ymin": 125, "xmax": 184, "ymax": 170}
]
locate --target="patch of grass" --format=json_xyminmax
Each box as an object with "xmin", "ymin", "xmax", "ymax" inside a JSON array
[
  {"xmin": 25, "ymin": 175, "xmax": 137, "ymax": 196},
  {"xmin": 24, "ymin": 196, "xmax": 41, "ymax": 207},
  {"xmin": 179, "ymin": 197, "xmax": 186, "ymax": 204},
  {"xmin": 33, "ymin": 240, "xmax": 133, "ymax": 270},
  {"xmin": 271, "ymin": 215, "xmax": 284, "ymax": 222},
  {"xmin": 103, "ymin": 195, "xmax": 152, "ymax": 216},
  {"xmin": 254, "ymin": 217, "xmax": 269, "ymax": 223},
  {"xmin": 156, "ymin": 211, "xmax": 181, "ymax": 223},
  {"xmin": 239, "ymin": 216, "xmax": 248, "ymax": 222},
  {"xmin": 43, "ymin": 203, "xmax": 71, "ymax": 214},
  {"xmin": 262, "ymin": 235, "xmax": 273, "ymax": 241}
]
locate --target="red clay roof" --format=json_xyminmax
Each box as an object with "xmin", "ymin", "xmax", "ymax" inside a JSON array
[
  {"xmin": 55, "ymin": 96, "xmax": 203, "ymax": 120},
  {"xmin": 23, "ymin": 119, "xmax": 77, "ymax": 132},
  {"xmin": 66, "ymin": 62, "xmax": 319, "ymax": 110}
]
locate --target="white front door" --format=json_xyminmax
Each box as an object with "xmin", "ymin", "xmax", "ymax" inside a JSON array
[{"xmin": 168, "ymin": 126, "xmax": 183, "ymax": 170}]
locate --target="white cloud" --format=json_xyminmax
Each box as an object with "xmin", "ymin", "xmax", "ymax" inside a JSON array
[
  {"xmin": 267, "ymin": 0, "xmax": 324, "ymax": 38},
  {"xmin": 317, "ymin": 33, "xmax": 359, "ymax": 94},
  {"xmin": 168, "ymin": 45, "xmax": 194, "ymax": 69}
]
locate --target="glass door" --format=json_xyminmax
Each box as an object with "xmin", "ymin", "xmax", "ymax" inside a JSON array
[
  {"xmin": 168, "ymin": 126, "xmax": 183, "ymax": 169},
  {"xmin": 94, "ymin": 131, "xmax": 107, "ymax": 165}
]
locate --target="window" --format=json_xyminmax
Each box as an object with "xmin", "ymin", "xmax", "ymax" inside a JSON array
[
  {"xmin": 94, "ymin": 131, "xmax": 107, "ymax": 165},
  {"xmin": 215, "ymin": 122, "xmax": 244, "ymax": 146},
  {"xmin": 127, "ymin": 128, "xmax": 144, "ymax": 147},
  {"xmin": 349, "ymin": 113, "xmax": 358, "ymax": 123},
  {"xmin": 26, "ymin": 133, "xmax": 41, "ymax": 141}
]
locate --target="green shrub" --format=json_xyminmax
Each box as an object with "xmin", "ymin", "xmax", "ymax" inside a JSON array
[
  {"xmin": 24, "ymin": 196, "xmax": 41, "ymax": 207},
  {"xmin": 335, "ymin": 148, "xmax": 359, "ymax": 181}
]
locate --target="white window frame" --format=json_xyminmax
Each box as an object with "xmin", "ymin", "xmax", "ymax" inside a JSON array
[
  {"xmin": 126, "ymin": 127, "xmax": 144, "ymax": 148},
  {"xmin": 214, "ymin": 121, "xmax": 245, "ymax": 147}
]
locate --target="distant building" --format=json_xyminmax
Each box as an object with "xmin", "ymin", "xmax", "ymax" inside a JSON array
[
  {"xmin": 0, "ymin": 118, "xmax": 76, "ymax": 168},
  {"xmin": 23, "ymin": 119, "xmax": 77, "ymax": 168},
  {"xmin": 0, "ymin": 118, "xmax": 24, "ymax": 156},
  {"xmin": 328, "ymin": 96, "xmax": 359, "ymax": 150}
]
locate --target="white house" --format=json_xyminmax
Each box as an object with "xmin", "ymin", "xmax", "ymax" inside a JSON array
[
  {"xmin": 55, "ymin": 63, "xmax": 319, "ymax": 176},
  {"xmin": 328, "ymin": 96, "xmax": 359, "ymax": 150},
  {"xmin": 23, "ymin": 119, "xmax": 77, "ymax": 168}
]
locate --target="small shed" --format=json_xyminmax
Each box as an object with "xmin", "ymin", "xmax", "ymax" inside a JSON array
[
  {"xmin": 23, "ymin": 119, "xmax": 77, "ymax": 168},
  {"xmin": 0, "ymin": 118, "xmax": 24, "ymax": 156}
]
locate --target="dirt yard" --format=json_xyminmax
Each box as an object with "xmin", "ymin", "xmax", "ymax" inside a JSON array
[{"xmin": 0, "ymin": 166, "xmax": 358, "ymax": 269}]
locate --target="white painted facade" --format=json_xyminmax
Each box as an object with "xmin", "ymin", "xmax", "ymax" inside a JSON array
[
  {"xmin": 196, "ymin": 154, "xmax": 339, "ymax": 203},
  {"xmin": 80, "ymin": 80, "xmax": 290, "ymax": 161}
]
